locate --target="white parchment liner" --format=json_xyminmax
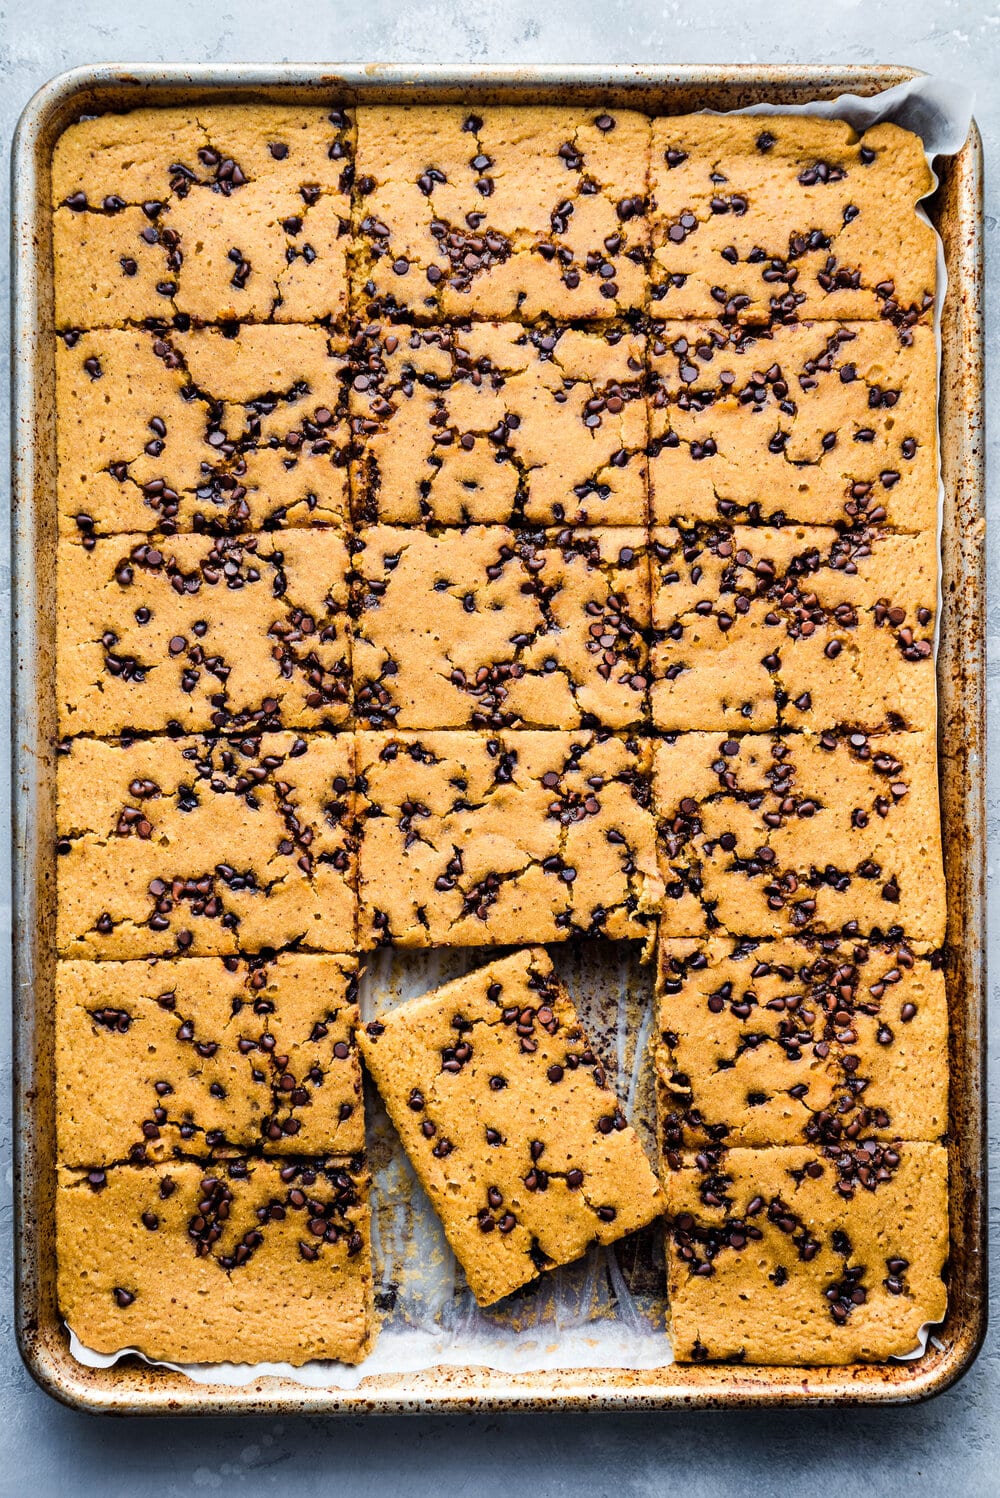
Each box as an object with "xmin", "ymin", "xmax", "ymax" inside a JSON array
[{"xmin": 70, "ymin": 73, "xmax": 973, "ymax": 1389}]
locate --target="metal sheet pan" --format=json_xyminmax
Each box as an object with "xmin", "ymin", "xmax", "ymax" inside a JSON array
[{"xmin": 11, "ymin": 62, "xmax": 986, "ymax": 1414}]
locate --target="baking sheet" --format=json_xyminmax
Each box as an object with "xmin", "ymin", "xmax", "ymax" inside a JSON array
[{"xmin": 65, "ymin": 73, "xmax": 973, "ymax": 1390}]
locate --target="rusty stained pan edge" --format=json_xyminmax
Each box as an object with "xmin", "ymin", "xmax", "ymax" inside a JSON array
[{"xmin": 10, "ymin": 63, "xmax": 987, "ymax": 1416}]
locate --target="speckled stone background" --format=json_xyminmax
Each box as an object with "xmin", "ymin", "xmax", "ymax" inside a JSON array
[{"xmin": 1, "ymin": 2, "xmax": 996, "ymax": 1493}]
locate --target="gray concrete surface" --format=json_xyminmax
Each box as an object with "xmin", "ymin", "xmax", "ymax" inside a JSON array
[{"xmin": 1, "ymin": 2, "xmax": 996, "ymax": 1493}]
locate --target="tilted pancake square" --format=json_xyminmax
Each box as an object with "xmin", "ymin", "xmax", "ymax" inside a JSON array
[{"xmin": 359, "ymin": 947, "xmax": 662, "ymax": 1305}]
